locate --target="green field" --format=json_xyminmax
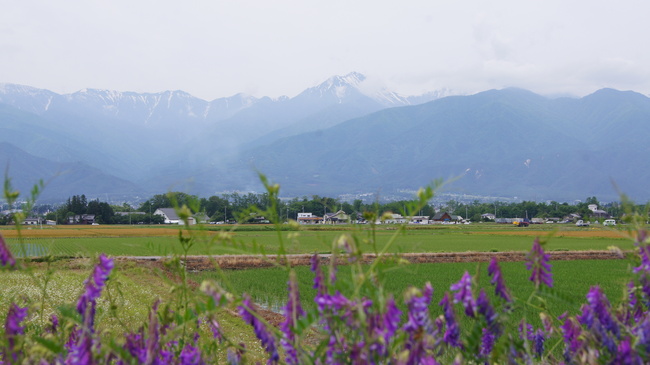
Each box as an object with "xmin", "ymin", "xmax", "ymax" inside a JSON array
[
  {"xmin": 193, "ymin": 258, "xmax": 633, "ymax": 328},
  {"xmin": 4, "ymin": 225, "xmax": 636, "ymax": 257}
]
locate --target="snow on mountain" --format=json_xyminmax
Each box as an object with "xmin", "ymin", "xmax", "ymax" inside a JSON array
[
  {"xmin": 0, "ymin": 83, "xmax": 59, "ymax": 114},
  {"xmin": 0, "ymin": 75, "xmax": 455, "ymax": 128},
  {"xmin": 406, "ymin": 88, "xmax": 458, "ymax": 105},
  {"xmin": 298, "ymin": 72, "xmax": 451, "ymax": 107}
]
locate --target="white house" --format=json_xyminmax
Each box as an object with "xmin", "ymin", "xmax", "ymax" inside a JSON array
[
  {"xmin": 154, "ymin": 208, "xmax": 181, "ymax": 224},
  {"xmin": 588, "ymin": 204, "xmax": 610, "ymax": 218},
  {"xmin": 481, "ymin": 213, "xmax": 496, "ymax": 220},
  {"xmin": 23, "ymin": 217, "xmax": 42, "ymax": 225},
  {"xmin": 384, "ymin": 214, "xmax": 408, "ymax": 224},
  {"xmin": 409, "ymin": 216, "xmax": 430, "ymax": 224},
  {"xmin": 297, "ymin": 212, "xmax": 322, "ymax": 224}
]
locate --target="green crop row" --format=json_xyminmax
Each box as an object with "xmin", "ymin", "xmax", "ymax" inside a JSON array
[{"xmin": 4, "ymin": 229, "xmax": 633, "ymax": 257}]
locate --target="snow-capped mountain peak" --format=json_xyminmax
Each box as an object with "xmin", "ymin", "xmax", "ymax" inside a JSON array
[{"xmin": 302, "ymin": 72, "xmax": 413, "ymax": 106}]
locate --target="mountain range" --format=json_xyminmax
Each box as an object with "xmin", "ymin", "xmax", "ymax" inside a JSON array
[{"xmin": 0, "ymin": 73, "xmax": 648, "ymax": 203}]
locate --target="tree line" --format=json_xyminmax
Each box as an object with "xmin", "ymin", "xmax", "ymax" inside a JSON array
[{"xmin": 1, "ymin": 193, "xmax": 643, "ymax": 225}]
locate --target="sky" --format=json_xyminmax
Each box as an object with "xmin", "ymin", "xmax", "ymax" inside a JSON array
[{"xmin": 1, "ymin": 0, "xmax": 649, "ymax": 100}]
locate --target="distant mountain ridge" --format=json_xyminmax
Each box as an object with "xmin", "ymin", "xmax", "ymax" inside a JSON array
[
  {"xmin": 235, "ymin": 87, "xmax": 650, "ymax": 202},
  {"xmin": 1, "ymin": 75, "xmax": 649, "ymax": 203}
]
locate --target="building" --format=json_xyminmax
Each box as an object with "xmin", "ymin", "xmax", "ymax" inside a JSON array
[
  {"xmin": 481, "ymin": 213, "xmax": 496, "ymax": 221},
  {"xmin": 588, "ymin": 204, "xmax": 610, "ymax": 218},
  {"xmin": 297, "ymin": 212, "xmax": 323, "ymax": 224},
  {"xmin": 383, "ymin": 213, "xmax": 408, "ymax": 224},
  {"xmin": 154, "ymin": 208, "xmax": 181, "ymax": 224},
  {"xmin": 432, "ymin": 212, "xmax": 460, "ymax": 223},
  {"xmin": 68, "ymin": 214, "xmax": 96, "ymax": 225},
  {"xmin": 323, "ymin": 210, "xmax": 350, "ymax": 224},
  {"xmin": 409, "ymin": 216, "xmax": 430, "ymax": 224},
  {"xmin": 23, "ymin": 217, "xmax": 42, "ymax": 225}
]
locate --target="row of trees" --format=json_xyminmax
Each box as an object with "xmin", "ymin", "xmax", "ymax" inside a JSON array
[
  {"xmin": 3, "ymin": 192, "xmax": 639, "ymax": 225},
  {"xmin": 446, "ymin": 196, "xmax": 623, "ymax": 222},
  {"xmin": 43, "ymin": 195, "xmax": 117, "ymax": 224},
  {"xmin": 136, "ymin": 193, "xmax": 624, "ymax": 224}
]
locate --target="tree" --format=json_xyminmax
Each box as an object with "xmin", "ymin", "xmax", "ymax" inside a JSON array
[
  {"xmin": 201, "ymin": 196, "xmax": 231, "ymax": 221},
  {"xmin": 138, "ymin": 192, "xmax": 198, "ymax": 214}
]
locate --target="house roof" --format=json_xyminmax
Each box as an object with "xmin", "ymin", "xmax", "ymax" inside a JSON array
[
  {"xmin": 325, "ymin": 210, "xmax": 348, "ymax": 219},
  {"xmin": 433, "ymin": 212, "xmax": 460, "ymax": 220},
  {"xmin": 156, "ymin": 208, "xmax": 180, "ymax": 220}
]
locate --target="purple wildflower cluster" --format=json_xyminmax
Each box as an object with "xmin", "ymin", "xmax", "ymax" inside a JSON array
[
  {"xmin": 525, "ymin": 237, "xmax": 553, "ymax": 288},
  {"xmin": 487, "ymin": 257, "xmax": 511, "ymax": 302},
  {"xmin": 238, "ymin": 294, "xmax": 279, "ymax": 364},
  {"xmin": 0, "ymin": 233, "xmax": 15, "ymax": 268},
  {"xmin": 3, "ymin": 303, "xmax": 28, "ymax": 363},
  {"xmin": 280, "ymin": 271, "xmax": 305, "ymax": 364},
  {"xmin": 65, "ymin": 254, "xmax": 114, "ymax": 365}
]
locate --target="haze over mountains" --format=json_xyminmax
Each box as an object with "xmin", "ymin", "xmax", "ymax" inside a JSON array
[{"xmin": 1, "ymin": 73, "xmax": 648, "ymax": 203}]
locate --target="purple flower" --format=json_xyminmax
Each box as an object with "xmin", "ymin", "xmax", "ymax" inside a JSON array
[
  {"xmin": 238, "ymin": 294, "xmax": 279, "ymax": 364},
  {"xmin": 560, "ymin": 318, "xmax": 582, "ymax": 361},
  {"xmin": 615, "ymin": 337, "xmax": 642, "ymax": 365},
  {"xmin": 450, "ymin": 271, "xmax": 477, "ymax": 317},
  {"xmin": 5, "ymin": 303, "xmax": 27, "ymax": 336},
  {"xmin": 440, "ymin": 293, "xmax": 462, "ymax": 348},
  {"xmin": 65, "ymin": 328, "xmax": 94, "ymax": 365},
  {"xmin": 634, "ymin": 244, "xmax": 650, "ymax": 273},
  {"xmin": 533, "ymin": 329, "xmax": 546, "ymax": 358},
  {"xmin": 585, "ymin": 286, "xmax": 619, "ymax": 336},
  {"xmin": 519, "ymin": 321, "xmax": 534, "ymax": 341},
  {"xmin": 227, "ymin": 344, "xmax": 245, "ymax": 365},
  {"xmin": 76, "ymin": 254, "xmax": 114, "ymax": 318},
  {"xmin": 403, "ymin": 283, "xmax": 433, "ymax": 333},
  {"xmin": 635, "ymin": 316, "xmax": 650, "ymax": 354},
  {"xmin": 0, "ymin": 233, "xmax": 16, "ymax": 268},
  {"xmin": 402, "ymin": 284, "xmax": 434, "ymax": 362},
  {"xmin": 4, "ymin": 303, "xmax": 28, "ymax": 363},
  {"xmin": 209, "ymin": 318, "xmax": 223, "ymax": 342},
  {"xmin": 480, "ymin": 327, "xmax": 495, "ymax": 357},
  {"xmin": 179, "ymin": 344, "xmax": 204, "ymax": 365},
  {"xmin": 525, "ymin": 238, "xmax": 553, "ymax": 288},
  {"xmin": 123, "ymin": 332, "xmax": 146, "ymax": 363},
  {"xmin": 477, "ymin": 289, "xmax": 502, "ymax": 340},
  {"xmin": 487, "ymin": 257, "xmax": 511, "ymax": 302},
  {"xmin": 66, "ymin": 254, "xmax": 114, "ymax": 365},
  {"xmin": 280, "ymin": 271, "xmax": 305, "ymax": 365},
  {"xmin": 49, "ymin": 314, "xmax": 59, "ymax": 334},
  {"xmin": 310, "ymin": 254, "xmax": 326, "ymax": 294},
  {"xmin": 380, "ymin": 296, "xmax": 402, "ymax": 343}
]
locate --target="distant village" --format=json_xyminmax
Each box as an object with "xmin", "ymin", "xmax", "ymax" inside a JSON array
[{"xmin": 2, "ymin": 189, "xmax": 624, "ymax": 227}]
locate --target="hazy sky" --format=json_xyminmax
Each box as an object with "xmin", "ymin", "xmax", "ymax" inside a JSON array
[{"xmin": 1, "ymin": 0, "xmax": 649, "ymax": 100}]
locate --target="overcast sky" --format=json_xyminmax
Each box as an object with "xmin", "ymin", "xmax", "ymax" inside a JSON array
[{"xmin": 1, "ymin": 0, "xmax": 648, "ymax": 100}]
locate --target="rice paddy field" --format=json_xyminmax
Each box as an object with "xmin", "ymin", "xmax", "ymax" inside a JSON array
[
  {"xmin": 0, "ymin": 223, "xmax": 638, "ymax": 257},
  {"xmin": 0, "ymin": 222, "xmax": 642, "ymax": 359},
  {"xmin": 192, "ymin": 258, "xmax": 633, "ymax": 329}
]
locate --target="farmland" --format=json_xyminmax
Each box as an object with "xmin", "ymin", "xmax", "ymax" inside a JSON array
[
  {"xmin": 0, "ymin": 221, "xmax": 641, "ymax": 360},
  {"xmin": 0, "ymin": 223, "xmax": 637, "ymax": 257}
]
